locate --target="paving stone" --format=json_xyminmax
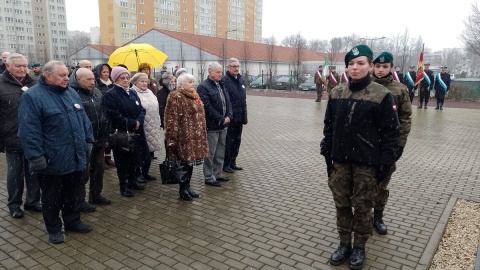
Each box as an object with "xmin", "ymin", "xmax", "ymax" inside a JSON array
[{"xmin": 0, "ymin": 95, "xmax": 479, "ymax": 269}]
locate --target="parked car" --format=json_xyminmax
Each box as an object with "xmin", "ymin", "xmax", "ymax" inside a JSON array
[
  {"xmin": 245, "ymin": 74, "xmax": 257, "ymax": 85},
  {"xmin": 272, "ymin": 76, "xmax": 297, "ymax": 90},
  {"xmin": 250, "ymin": 76, "xmax": 269, "ymax": 89},
  {"xmin": 299, "ymin": 77, "xmax": 316, "ymax": 91}
]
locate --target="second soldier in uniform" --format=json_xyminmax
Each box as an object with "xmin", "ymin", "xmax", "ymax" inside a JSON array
[{"xmin": 371, "ymin": 51, "xmax": 412, "ymax": 235}]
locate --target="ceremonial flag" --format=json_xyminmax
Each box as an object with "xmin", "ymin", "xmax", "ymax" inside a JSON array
[
  {"xmin": 415, "ymin": 44, "xmax": 425, "ymax": 86},
  {"xmin": 323, "ymin": 56, "xmax": 329, "ymax": 78}
]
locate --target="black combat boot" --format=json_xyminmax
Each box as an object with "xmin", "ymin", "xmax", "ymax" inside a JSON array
[
  {"xmin": 373, "ymin": 209, "xmax": 388, "ymax": 235},
  {"xmin": 435, "ymin": 101, "xmax": 439, "ymax": 110},
  {"xmin": 440, "ymin": 101, "xmax": 444, "ymax": 110},
  {"xmin": 349, "ymin": 247, "xmax": 366, "ymax": 270},
  {"xmin": 329, "ymin": 242, "xmax": 352, "ymax": 266}
]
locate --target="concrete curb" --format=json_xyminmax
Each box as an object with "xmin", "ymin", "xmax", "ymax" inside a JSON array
[
  {"xmin": 417, "ymin": 196, "xmax": 457, "ymax": 270},
  {"xmin": 475, "ymin": 241, "xmax": 480, "ymax": 270}
]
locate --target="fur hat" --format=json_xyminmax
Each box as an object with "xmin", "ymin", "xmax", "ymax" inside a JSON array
[
  {"xmin": 345, "ymin": 44, "xmax": 374, "ymax": 66},
  {"xmin": 130, "ymin": 72, "xmax": 148, "ymax": 85},
  {"xmin": 175, "ymin": 68, "xmax": 187, "ymax": 78},
  {"xmin": 110, "ymin": 66, "xmax": 130, "ymax": 82}
]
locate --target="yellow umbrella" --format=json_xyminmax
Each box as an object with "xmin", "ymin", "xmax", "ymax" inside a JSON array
[{"xmin": 108, "ymin": 43, "xmax": 168, "ymax": 71}]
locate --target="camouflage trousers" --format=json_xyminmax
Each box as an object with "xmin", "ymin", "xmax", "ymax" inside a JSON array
[
  {"xmin": 373, "ymin": 163, "xmax": 397, "ymax": 211},
  {"xmin": 316, "ymin": 84, "xmax": 323, "ymax": 101},
  {"xmin": 328, "ymin": 162, "xmax": 378, "ymax": 248}
]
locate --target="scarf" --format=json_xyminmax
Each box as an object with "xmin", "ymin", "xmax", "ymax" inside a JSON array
[{"xmin": 348, "ymin": 75, "xmax": 371, "ymax": 92}]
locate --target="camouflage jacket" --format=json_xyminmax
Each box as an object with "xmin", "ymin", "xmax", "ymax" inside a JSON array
[
  {"xmin": 321, "ymin": 76, "xmax": 400, "ymax": 166},
  {"xmin": 372, "ymin": 74, "xmax": 412, "ymax": 148},
  {"xmin": 326, "ymin": 72, "xmax": 340, "ymax": 91}
]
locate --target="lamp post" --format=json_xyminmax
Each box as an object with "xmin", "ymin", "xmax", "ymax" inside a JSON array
[
  {"xmin": 224, "ymin": 29, "xmax": 237, "ymax": 74},
  {"xmin": 359, "ymin": 36, "xmax": 386, "ymax": 53}
]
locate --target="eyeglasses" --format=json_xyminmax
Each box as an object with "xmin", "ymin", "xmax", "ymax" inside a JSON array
[
  {"xmin": 229, "ymin": 65, "xmax": 240, "ymax": 68},
  {"xmin": 118, "ymin": 76, "xmax": 130, "ymax": 81}
]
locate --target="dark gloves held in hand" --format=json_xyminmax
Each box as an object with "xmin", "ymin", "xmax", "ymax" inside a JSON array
[
  {"xmin": 376, "ymin": 164, "xmax": 391, "ymax": 184},
  {"xmin": 29, "ymin": 156, "xmax": 47, "ymax": 173},
  {"xmin": 325, "ymin": 156, "xmax": 333, "ymax": 177},
  {"xmin": 396, "ymin": 147, "xmax": 404, "ymax": 160}
]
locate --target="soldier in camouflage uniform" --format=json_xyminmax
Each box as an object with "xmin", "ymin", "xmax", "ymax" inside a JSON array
[
  {"xmin": 371, "ymin": 51, "xmax": 412, "ymax": 235},
  {"xmin": 314, "ymin": 65, "xmax": 325, "ymax": 102},
  {"xmin": 321, "ymin": 45, "xmax": 400, "ymax": 269},
  {"xmin": 325, "ymin": 66, "xmax": 340, "ymax": 93}
]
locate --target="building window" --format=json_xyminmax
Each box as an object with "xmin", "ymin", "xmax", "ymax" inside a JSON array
[
  {"xmin": 140, "ymin": 19, "xmax": 145, "ymax": 24},
  {"xmin": 120, "ymin": 1, "xmax": 128, "ymax": 8},
  {"xmin": 121, "ymin": 12, "xmax": 128, "ymax": 18},
  {"xmin": 131, "ymin": 3, "xmax": 136, "ymax": 9},
  {"xmin": 140, "ymin": 10, "xmax": 144, "ymax": 14},
  {"xmin": 139, "ymin": 0, "xmax": 144, "ymax": 4}
]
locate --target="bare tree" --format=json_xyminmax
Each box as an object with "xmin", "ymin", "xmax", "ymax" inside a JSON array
[
  {"xmin": 308, "ymin": 39, "xmax": 329, "ymax": 52},
  {"xmin": 197, "ymin": 40, "xmax": 207, "ymax": 81},
  {"xmin": 263, "ymin": 35, "xmax": 277, "ymax": 45},
  {"xmin": 242, "ymin": 42, "xmax": 253, "ymax": 84},
  {"xmin": 264, "ymin": 36, "xmax": 278, "ymax": 88},
  {"xmin": 288, "ymin": 33, "xmax": 308, "ymax": 89},
  {"xmin": 326, "ymin": 37, "xmax": 344, "ymax": 65},
  {"xmin": 68, "ymin": 31, "xmax": 90, "ymax": 57},
  {"xmin": 461, "ymin": 3, "xmax": 480, "ymax": 57},
  {"xmin": 179, "ymin": 42, "xmax": 186, "ymax": 68}
]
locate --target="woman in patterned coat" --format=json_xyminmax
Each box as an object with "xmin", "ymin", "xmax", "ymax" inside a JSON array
[{"xmin": 164, "ymin": 73, "xmax": 209, "ymax": 201}]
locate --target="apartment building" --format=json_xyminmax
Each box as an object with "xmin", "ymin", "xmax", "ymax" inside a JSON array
[
  {"xmin": 99, "ymin": 0, "xmax": 263, "ymax": 46},
  {"xmin": 0, "ymin": 0, "xmax": 68, "ymax": 63}
]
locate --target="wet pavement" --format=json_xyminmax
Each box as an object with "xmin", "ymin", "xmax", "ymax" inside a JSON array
[{"xmin": 0, "ymin": 94, "xmax": 479, "ymax": 269}]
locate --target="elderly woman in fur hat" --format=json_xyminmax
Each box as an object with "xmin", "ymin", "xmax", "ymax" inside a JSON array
[
  {"xmin": 138, "ymin": 63, "xmax": 160, "ymax": 96},
  {"xmin": 164, "ymin": 73, "xmax": 209, "ymax": 201}
]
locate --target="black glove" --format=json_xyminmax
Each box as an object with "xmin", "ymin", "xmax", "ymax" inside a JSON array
[
  {"xmin": 29, "ymin": 156, "xmax": 47, "ymax": 173},
  {"xmin": 396, "ymin": 147, "xmax": 404, "ymax": 161},
  {"xmin": 325, "ymin": 156, "xmax": 333, "ymax": 177},
  {"xmin": 376, "ymin": 164, "xmax": 391, "ymax": 184}
]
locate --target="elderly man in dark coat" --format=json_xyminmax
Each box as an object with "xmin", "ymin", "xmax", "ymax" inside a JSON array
[
  {"xmin": 221, "ymin": 58, "xmax": 248, "ymax": 173},
  {"xmin": 197, "ymin": 62, "xmax": 233, "ymax": 187},
  {"xmin": 0, "ymin": 53, "xmax": 42, "ymax": 219},
  {"xmin": 18, "ymin": 60, "xmax": 95, "ymax": 244}
]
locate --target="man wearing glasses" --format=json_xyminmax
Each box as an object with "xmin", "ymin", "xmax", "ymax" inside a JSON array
[{"xmin": 222, "ymin": 58, "xmax": 248, "ymax": 173}]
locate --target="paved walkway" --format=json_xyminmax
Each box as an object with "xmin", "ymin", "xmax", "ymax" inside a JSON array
[{"xmin": 0, "ymin": 94, "xmax": 479, "ymax": 269}]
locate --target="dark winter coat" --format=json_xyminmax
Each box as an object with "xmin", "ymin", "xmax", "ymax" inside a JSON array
[
  {"xmin": 102, "ymin": 84, "xmax": 145, "ymax": 133},
  {"xmin": 93, "ymin": 63, "xmax": 114, "ymax": 94},
  {"xmin": 17, "ymin": 77, "xmax": 94, "ymax": 175},
  {"xmin": 69, "ymin": 70, "xmax": 109, "ymax": 146},
  {"xmin": 405, "ymin": 71, "xmax": 417, "ymax": 92},
  {"xmin": 0, "ymin": 71, "xmax": 37, "ymax": 151},
  {"xmin": 222, "ymin": 71, "xmax": 248, "ymax": 124},
  {"xmin": 197, "ymin": 77, "xmax": 233, "ymax": 131},
  {"xmin": 321, "ymin": 76, "xmax": 400, "ymax": 166}
]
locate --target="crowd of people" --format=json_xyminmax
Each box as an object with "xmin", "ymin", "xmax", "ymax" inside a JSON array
[
  {"xmin": 0, "ymin": 46, "xmax": 450, "ymax": 268},
  {"xmin": 0, "ymin": 50, "xmax": 248, "ymax": 244}
]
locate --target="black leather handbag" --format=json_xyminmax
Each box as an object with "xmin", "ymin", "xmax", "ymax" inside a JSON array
[
  {"xmin": 159, "ymin": 160, "xmax": 178, "ymax": 184},
  {"xmin": 108, "ymin": 129, "xmax": 138, "ymax": 152}
]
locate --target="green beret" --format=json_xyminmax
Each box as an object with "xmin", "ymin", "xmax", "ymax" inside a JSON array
[
  {"xmin": 373, "ymin": 51, "xmax": 393, "ymax": 64},
  {"xmin": 31, "ymin": 63, "xmax": 41, "ymax": 68},
  {"xmin": 345, "ymin": 44, "xmax": 374, "ymax": 66}
]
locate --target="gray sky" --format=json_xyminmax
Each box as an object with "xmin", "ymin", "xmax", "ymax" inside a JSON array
[{"xmin": 66, "ymin": 0, "xmax": 473, "ymax": 51}]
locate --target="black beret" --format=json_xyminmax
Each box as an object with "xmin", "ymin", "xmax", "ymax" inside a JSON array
[
  {"xmin": 373, "ymin": 51, "xmax": 393, "ymax": 64},
  {"xmin": 424, "ymin": 63, "xmax": 430, "ymax": 66},
  {"xmin": 441, "ymin": 66, "xmax": 447, "ymax": 69},
  {"xmin": 409, "ymin": 65, "xmax": 416, "ymax": 68},
  {"xmin": 345, "ymin": 44, "xmax": 374, "ymax": 66},
  {"xmin": 318, "ymin": 65, "xmax": 323, "ymax": 68}
]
